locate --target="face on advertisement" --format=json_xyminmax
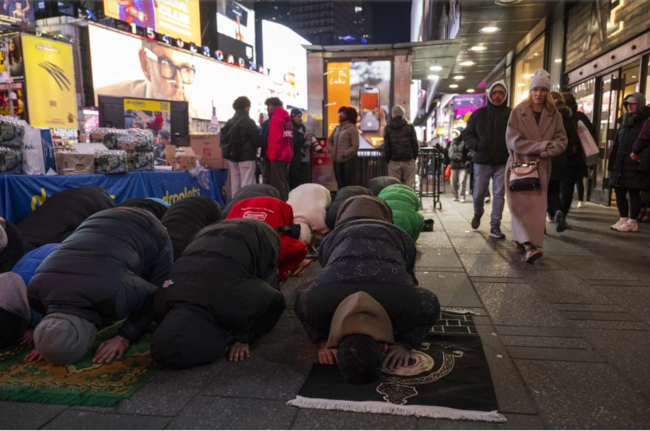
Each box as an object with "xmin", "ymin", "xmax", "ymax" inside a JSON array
[{"xmin": 139, "ymin": 42, "xmax": 195, "ymax": 102}]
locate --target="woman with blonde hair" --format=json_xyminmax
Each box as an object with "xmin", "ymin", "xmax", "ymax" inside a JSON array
[{"xmin": 505, "ymin": 70, "xmax": 568, "ymax": 263}]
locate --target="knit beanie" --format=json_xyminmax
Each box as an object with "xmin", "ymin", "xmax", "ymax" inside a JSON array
[
  {"xmin": 391, "ymin": 105, "xmax": 406, "ymax": 119},
  {"xmin": 529, "ymin": 69, "xmax": 551, "ymax": 91},
  {"xmin": 34, "ymin": 313, "xmax": 97, "ymax": 365},
  {"xmin": 290, "ymin": 108, "xmax": 302, "ymax": 118}
]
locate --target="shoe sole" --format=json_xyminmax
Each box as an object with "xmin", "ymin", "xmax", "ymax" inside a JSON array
[
  {"xmin": 490, "ymin": 233, "xmax": 506, "ymax": 239},
  {"xmin": 556, "ymin": 218, "xmax": 566, "ymax": 233},
  {"xmin": 525, "ymin": 250, "xmax": 543, "ymax": 263}
]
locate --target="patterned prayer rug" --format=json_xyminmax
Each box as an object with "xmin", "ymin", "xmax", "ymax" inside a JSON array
[
  {"xmin": 0, "ymin": 324, "xmax": 158, "ymax": 407},
  {"xmin": 288, "ymin": 312, "xmax": 506, "ymax": 422}
]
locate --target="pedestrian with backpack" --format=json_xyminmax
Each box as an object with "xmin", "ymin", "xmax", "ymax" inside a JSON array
[{"xmin": 221, "ymin": 97, "xmax": 264, "ymax": 196}]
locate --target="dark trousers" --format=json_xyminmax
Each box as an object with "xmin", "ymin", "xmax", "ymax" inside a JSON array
[
  {"xmin": 334, "ymin": 155, "xmax": 357, "ymax": 189},
  {"xmin": 576, "ymin": 178, "xmax": 585, "ymax": 201},
  {"xmin": 249, "ymin": 293, "xmax": 286, "ymax": 342},
  {"xmin": 289, "ymin": 160, "xmax": 303, "ymax": 190},
  {"xmin": 270, "ymin": 161, "xmax": 290, "ymax": 201},
  {"xmin": 615, "ymin": 187, "xmax": 642, "ymax": 219},
  {"xmin": 258, "ymin": 158, "xmax": 271, "ymax": 184},
  {"xmin": 547, "ymin": 180, "xmax": 562, "ymax": 216},
  {"xmin": 560, "ymin": 169, "xmax": 581, "ymax": 216}
]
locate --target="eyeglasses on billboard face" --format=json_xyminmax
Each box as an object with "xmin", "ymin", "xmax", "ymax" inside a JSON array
[{"xmin": 144, "ymin": 48, "xmax": 196, "ymax": 84}]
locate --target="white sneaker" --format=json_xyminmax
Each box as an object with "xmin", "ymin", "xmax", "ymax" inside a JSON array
[
  {"xmin": 577, "ymin": 201, "xmax": 585, "ymax": 208},
  {"xmin": 453, "ymin": 197, "xmax": 459, "ymax": 202},
  {"xmin": 613, "ymin": 219, "xmax": 639, "ymax": 232},
  {"xmin": 485, "ymin": 196, "xmax": 491, "ymax": 203},
  {"xmin": 546, "ymin": 215, "xmax": 554, "ymax": 223},
  {"xmin": 460, "ymin": 197, "xmax": 466, "ymax": 203},
  {"xmin": 610, "ymin": 217, "xmax": 629, "ymax": 229}
]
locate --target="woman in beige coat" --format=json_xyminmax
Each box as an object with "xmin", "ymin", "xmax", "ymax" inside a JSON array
[
  {"xmin": 505, "ymin": 69, "xmax": 567, "ymax": 263},
  {"xmin": 328, "ymin": 107, "xmax": 360, "ymax": 189}
]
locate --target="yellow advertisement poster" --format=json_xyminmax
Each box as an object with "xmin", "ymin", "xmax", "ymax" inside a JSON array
[
  {"xmin": 326, "ymin": 62, "xmax": 350, "ymax": 135},
  {"xmin": 124, "ymin": 98, "xmax": 170, "ymax": 112},
  {"xmin": 22, "ymin": 35, "xmax": 78, "ymax": 129},
  {"xmin": 103, "ymin": 0, "xmax": 202, "ymax": 46}
]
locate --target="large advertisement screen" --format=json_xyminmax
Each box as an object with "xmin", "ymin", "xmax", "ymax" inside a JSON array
[
  {"xmin": 262, "ymin": 20, "xmax": 309, "ymax": 110},
  {"xmin": 89, "ymin": 24, "xmax": 270, "ymax": 121},
  {"xmin": 22, "ymin": 35, "xmax": 78, "ymax": 129},
  {"xmin": 326, "ymin": 60, "xmax": 391, "ymax": 148},
  {"xmin": 103, "ymin": 0, "xmax": 202, "ymax": 45},
  {"xmin": 0, "ymin": 0, "xmax": 34, "ymax": 28}
]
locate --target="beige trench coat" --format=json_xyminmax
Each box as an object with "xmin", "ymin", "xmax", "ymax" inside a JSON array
[{"xmin": 505, "ymin": 103, "xmax": 568, "ymax": 248}]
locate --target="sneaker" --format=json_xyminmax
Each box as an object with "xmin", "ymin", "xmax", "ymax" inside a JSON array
[
  {"xmin": 460, "ymin": 197, "xmax": 466, "ymax": 203},
  {"xmin": 471, "ymin": 214, "xmax": 481, "ymax": 230},
  {"xmin": 490, "ymin": 226, "xmax": 506, "ymax": 239},
  {"xmin": 577, "ymin": 201, "xmax": 585, "ymax": 208},
  {"xmin": 525, "ymin": 246, "xmax": 543, "ymax": 263},
  {"xmin": 546, "ymin": 215, "xmax": 555, "ymax": 223},
  {"xmin": 485, "ymin": 196, "xmax": 491, "ymax": 203},
  {"xmin": 512, "ymin": 241, "xmax": 525, "ymax": 254},
  {"xmin": 613, "ymin": 219, "xmax": 639, "ymax": 232},
  {"xmin": 453, "ymin": 197, "xmax": 459, "ymax": 202},
  {"xmin": 610, "ymin": 218, "xmax": 629, "ymax": 229},
  {"xmin": 555, "ymin": 210, "xmax": 567, "ymax": 233}
]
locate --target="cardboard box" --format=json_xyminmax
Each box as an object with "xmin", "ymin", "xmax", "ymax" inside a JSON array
[
  {"xmin": 55, "ymin": 151, "xmax": 95, "ymax": 175},
  {"xmin": 165, "ymin": 145, "xmax": 197, "ymax": 171},
  {"xmin": 188, "ymin": 134, "xmax": 228, "ymax": 169}
]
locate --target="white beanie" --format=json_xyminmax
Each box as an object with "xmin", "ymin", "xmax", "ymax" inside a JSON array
[
  {"xmin": 529, "ymin": 69, "xmax": 551, "ymax": 91},
  {"xmin": 392, "ymin": 105, "xmax": 406, "ymax": 119}
]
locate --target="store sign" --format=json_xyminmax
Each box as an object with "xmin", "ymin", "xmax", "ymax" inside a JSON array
[
  {"xmin": 21, "ymin": 35, "xmax": 78, "ymax": 129},
  {"xmin": 582, "ymin": 0, "xmax": 625, "ymax": 52}
]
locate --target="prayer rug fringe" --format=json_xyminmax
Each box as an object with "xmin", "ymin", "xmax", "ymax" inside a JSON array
[{"xmin": 287, "ymin": 396, "xmax": 508, "ymax": 422}]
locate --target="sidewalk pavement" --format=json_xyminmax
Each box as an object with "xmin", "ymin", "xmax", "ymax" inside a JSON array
[{"xmin": 3, "ymin": 194, "xmax": 650, "ymax": 430}]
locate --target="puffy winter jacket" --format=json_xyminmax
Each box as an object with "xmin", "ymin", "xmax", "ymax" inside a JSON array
[
  {"xmin": 16, "ymin": 187, "xmax": 115, "ymax": 252},
  {"xmin": 384, "ymin": 117, "xmax": 419, "ymax": 162},
  {"xmin": 378, "ymin": 184, "xmax": 424, "ymax": 242},
  {"xmin": 448, "ymin": 137, "xmax": 469, "ymax": 170},
  {"xmin": 224, "ymin": 109, "xmax": 264, "ymax": 162},
  {"xmin": 366, "ymin": 176, "xmax": 401, "ymax": 196},
  {"xmin": 609, "ymin": 102, "xmax": 650, "ymax": 190},
  {"xmin": 0, "ymin": 220, "xmax": 24, "ymax": 273},
  {"xmin": 549, "ymin": 107, "xmax": 571, "ymax": 182},
  {"xmin": 118, "ymin": 198, "xmax": 169, "ymax": 220},
  {"xmin": 223, "ymin": 184, "xmax": 282, "ymax": 217},
  {"xmin": 325, "ymin": 186, "xmax": 372, "ymax": 230},
  {"xmin": 267, "ymin": 106, "xmax": 294, "ymax": 163},
  {"xmin": 161, "ymin": 197, "xmax": 223, "ymax": 261},
  {"xmin": 227, "ymin": 197, "xmax": 307, "ymax": 281},
  {"xmin": 28, "ymin": 208, "xmax": 173, "ymax": 341},
  {"xmin": 327, "ymin": 121, "xmax": 359, "ymax": 163},
  {"xmin": 11, "ymin": 243, "xmax": 59, "ymax": 286}
]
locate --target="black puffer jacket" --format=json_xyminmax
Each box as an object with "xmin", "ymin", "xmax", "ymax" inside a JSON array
[
  {"xmin": 0, "ymin": 220, "xmax": 24, "ymax": 273},
  {"xmin": 27, "ymin": 208, "xmax": 172, "ymax": 341},
  {"xmin": 117, "ymin": 198, "xmax": 168, "ymax": 220},
  {"xmin": 17, "ymin": 187, "xmax": 115, "ymax": 252},
  {"xmin": 609, "ymin": 104, "xmax": 650, "ymax": 190},
  {"xmin": 154, "ymin": 219, "xmax": 284, "ymax": 343},
  {"xmin": 366, "ymin": 176, "xmax": 401, "ymax": 197},
  {"xmin": 384, "ymin": 117, "xmax": 419, "ymax": 162},
  {"xmin": 161, "ymin": 197, "xmax": 223, "ymax": 261},
  {"xmin": 223, "ymin": 184, "xmax": 282, "ymax": 217},
  {"xmin": 448, "ymin": 137, "xmax": 469, "ymax": 170},
  {"xmin": 224, "ymin": 109, "xmax": 264, "ymax": 162},
  {"xmin": 462, "ymin": 88, "xmax": 511, "ymax": 165},
  {"xmin": 549, "ymin": 107, "xmax": 572, "ymax": 181},
  {"xmin": 325, "ymin": 186, "xmax": 372, "ymax": 230}
]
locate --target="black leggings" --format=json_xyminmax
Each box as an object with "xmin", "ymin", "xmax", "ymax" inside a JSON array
[
  {"xmin": 576, "ymin": 178, "xmax": 585, "ymax": 201},
  {"xmin": 614, "ymin": 188, "xmax": 642, "ymax": 219},
  {"xmin": 547, "ymin": 180, "xmax": 562, "ymax": 216}
]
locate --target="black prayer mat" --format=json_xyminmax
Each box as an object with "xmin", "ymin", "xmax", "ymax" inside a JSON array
[{"xmin": 288, "ymin": 312, "xmax": 506, "ymax": 422}]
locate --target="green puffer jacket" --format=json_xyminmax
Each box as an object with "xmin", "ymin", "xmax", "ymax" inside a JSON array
[{"xmin": 378, "ymin": 184, "xmax": 424, "ymax": 242}]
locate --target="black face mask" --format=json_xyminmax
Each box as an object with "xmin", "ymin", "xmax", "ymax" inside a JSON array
[{"xmin": 277, "ymin": 224, "xmax": 301, "ymax": 240}]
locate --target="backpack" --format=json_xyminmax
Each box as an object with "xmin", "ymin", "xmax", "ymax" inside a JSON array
[{"xmin": 220, "ymin": 117, "xmax": 245, "ymax": 160}]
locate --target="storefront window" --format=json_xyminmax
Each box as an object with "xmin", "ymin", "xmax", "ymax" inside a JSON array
[
  {"xmin": 513, "ymin": 36, "xmax": 545, "ymax": 107},
  {"xmin": 570, "ymin": 78, "xmax": 596, "ymax": 122},
  {"xmin": 619, "ymin": 60, "xmax": 641, "ymax": 118}
]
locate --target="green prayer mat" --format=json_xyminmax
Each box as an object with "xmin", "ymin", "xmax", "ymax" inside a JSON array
[{"xmin": 0, "ymin": 324, "xmax": 159, "ymax": 407}]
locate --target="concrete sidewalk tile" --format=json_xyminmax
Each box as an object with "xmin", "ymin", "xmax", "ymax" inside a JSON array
[
  {"xmin": 42, "ymin": 411, "xmax": 171, "ymax": 430},
  {"xmin": 496, "ymin": 249, "xmax": 564, "ymax": 271},
  {"xmin": 505, "ymin": 346, "xmax": 603, "ymax": 362},
  {"xmin": 449, "ymin": 238, "xmax": 498, "ymax": 254},
  {"xmin": 418, "ymin": 413, "xmax": 544, "ymax": 430},
  {"xmin": 474, "ymin": 283, "xmax": 567, "ymax": 327},
  {"xmin": 470, "ymin": 277, "xmax": 527, "ymax": 284},
  {"xmin": 0, "ymin": 401, "xmax": 68, "ymax": 430},
  {"xmin": 570, "ymin": 320, "xmax": 650, "ymax": 330},
  {"xmin": 595, "ymin": 285, "xmax": 650, "ymax": 325},
  {"xmin": 559, "ymin": 311, "xmax": 642, "ymax": 322},
  {"xmin": 459, "ymin": 255, "xmax": 521, "ymax": 278},
  {"xmin": 499, "ymin": 335, "xmax": 590, "ymax": 349},
  {"xmin": 494, "ymin": 326, "xmax": 579, "ymax": 338},
  {"xmin": 416, "ymin": 248, "xmax": 464, "ymax": 269},
  {"xmin": 588, "ymin": 279, "xmax": 649, "ymax": 287},
  {"xmin": 515, "ymin": 360, "xmax": 650, "ymax": 429},
  {"xmin": 519, "ymin": 270, "xmax": 613, "ymax": 305},
  {"xmin": 417, "ymin": 232, "xmax": 454, "ymax": 248},
  {"xmin": 168, "ymin": 396, "xmax": 297, "ymax": 430},
  {"xmin": 292, "ymin": 409, "xmax": 417, "ymax": 430},
  {"xmin": 417, "ymin": 272, "xmax": 483, "ymax": 308},
  {"xmin": 553, "ymin": 304, "xmax": 626, "ymax": 312},
  {"xmin": 556, "ymin": 257, "xmax": 639, "ymax": 281}
]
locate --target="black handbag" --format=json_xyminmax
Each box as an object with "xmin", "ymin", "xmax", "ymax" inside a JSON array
[{"xmin": 509, "ymin": 160, "xmax": 541, "ymax": 191}]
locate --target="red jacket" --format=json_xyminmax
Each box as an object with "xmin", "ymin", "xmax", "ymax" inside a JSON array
[
  {"xmin": 266, "ymin": 106, "xmax": 294, "ymax": 163},
  {"xmin": 226, "ymin": 197, "xmax": 307, "ymax": 281},
  {"xmin": 146, "ymin": 115, "xmax": 164, "ymax": 134}
]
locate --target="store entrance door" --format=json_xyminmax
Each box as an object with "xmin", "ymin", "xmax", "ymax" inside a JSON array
[{"xmin": 591, "ymin": 72, "xmax": 620, "ymax": 206}]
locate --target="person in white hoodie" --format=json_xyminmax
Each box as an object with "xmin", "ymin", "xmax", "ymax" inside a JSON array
[{"xmin": 287, "ymin": 183, "xmax": 332, "ymax": 244}]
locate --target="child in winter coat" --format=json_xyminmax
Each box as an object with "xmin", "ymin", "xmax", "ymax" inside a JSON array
[{"xmin": 378, "ymin": 184, "xmax": 424, "ymax": 242}]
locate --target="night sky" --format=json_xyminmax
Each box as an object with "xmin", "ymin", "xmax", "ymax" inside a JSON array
[{"xmin": 371, "ymin": 1, "xmax": 411, "ymax": 44}]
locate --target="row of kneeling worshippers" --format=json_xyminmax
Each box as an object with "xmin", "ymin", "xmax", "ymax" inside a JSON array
[{"xmin": 0, "ymin": 177, "xmax": 437, "ymax": 384}]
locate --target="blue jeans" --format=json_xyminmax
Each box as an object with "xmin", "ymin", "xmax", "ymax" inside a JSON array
[{"xmin": 473, "ymin": 164, "xmax": 506, "ymax": 228}]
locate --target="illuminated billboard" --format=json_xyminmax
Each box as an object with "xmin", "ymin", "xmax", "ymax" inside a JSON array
[
  {"xmin": 0, "ymin": 0, "xmax": 34, "ymax": 28},
  {"xmin": 103, "ymin": 0, "xmax": 202, "ymax": 45},
  {"xmin": 216, "ymin": 0, "xmax": 255, "ymax": 66}
]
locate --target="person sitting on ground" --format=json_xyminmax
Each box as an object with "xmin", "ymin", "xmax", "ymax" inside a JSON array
[
  {"xmin": 16, "ymin": 186, "xmax": 115, "ymax": 252},
  {"xmin": 0, "ymin": 217, "xmax": 24, "ymax": 273},
  {"xmin": 152, "ymin": 218, "xmax": 286, "ymax": 369},
  {"xmin": 223, "ymin": 183, "xmax": 282, "ymax": 217},
  {"xmin": 287, "ymin": 183, "xmax": 332, "ymax": 243},
  {"xmin": 25, "ymin": 207, "xmax": 173, "ymax": 365},
  {"xmin": 117, "ymin": 197, "xmax": 169, "ymax": 220},
  {"xmin": 161, "ymin": 197, "xmax": 223, "ymax": 261},
  {"xmin": 366, "ymin": 176, "xmax": 401, "ymax": 197},
  {"xmin": 295, "ymin": 196, "xmax": 440, "ymax": 383},
  {"xmin": 378, "ymin": 184, "xmax": 425, "ymax": 243},
  {"xmin": 325, "ymin": 186, "xmax": 372, "ymax": 231},
  {"xmin": 226, "ymin": 197, "xmax": 308, "ymax": 283}
]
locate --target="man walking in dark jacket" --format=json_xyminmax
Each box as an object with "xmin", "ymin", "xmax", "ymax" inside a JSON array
[
  {"xmin": 224, "ymin": 96, "xmax": 264, "ymax": 196},
  {"xmin": 25, "ymin": 208, "xmax": 173, "ymax": 365},
  {"xmin": 384, "ymin": 105, "xmax": 419, "ymax": 188},
  {"xmin": 289, "ymin": 108, "xmax": 314, "ymax": 190},
  {"xmin": 462, "ymin": 80, "xmax": 512, "ymax": 239}
]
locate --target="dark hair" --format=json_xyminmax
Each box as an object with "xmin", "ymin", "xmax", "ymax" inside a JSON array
[
  {"xmin": 338, "ymin": 106, "xmax": 358, "ymax": 124},
  {"xmin": 265, "ymin": 97, "xmax": 283, "ymax": 107},
  {"xmin": 0, "ymin": 308, "xmax": 22, "ymax": 349},
  {"xmin": 563, "ymin": 93, "xmax": 577, "ymax": 108},
  {"xmin": 158, "ymin": 130, "xmax": 171, "ymax": 140},
  {"xmin": 233, "ymin": 96, "xmax": 251, "ymax": 110},
  {"xmin": 337, "ymin": 334, "xmax": 383, "ymax": 384}
]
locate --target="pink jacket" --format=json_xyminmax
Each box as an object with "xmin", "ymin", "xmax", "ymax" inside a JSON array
[{"xmin": 267, "ymin": 107, "xmax": 294, "ymax": 163}]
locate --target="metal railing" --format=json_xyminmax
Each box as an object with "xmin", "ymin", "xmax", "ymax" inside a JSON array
[
  {"xmin": 355, "ymin": 150, "xmax": 388, "ymax": 186},
  {"xmin": 417, "ymin": 148, "xmax": 444, "ymax": 211}
]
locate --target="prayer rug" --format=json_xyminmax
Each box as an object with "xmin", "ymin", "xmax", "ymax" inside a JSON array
[
  {"xmin": 288, "ymin": 312, "xmax": 506, "ymax": 422},
  {"xmin": 0, "ymin": 324, "xmax": 158, "ymax": 407}
]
